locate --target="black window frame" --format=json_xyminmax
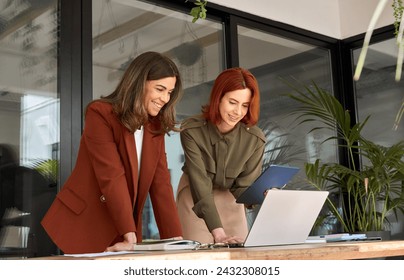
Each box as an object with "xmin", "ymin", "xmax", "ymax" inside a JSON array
[{"xmin": 59, "ymin": 0, "xmax": 395, "ymax": 187}]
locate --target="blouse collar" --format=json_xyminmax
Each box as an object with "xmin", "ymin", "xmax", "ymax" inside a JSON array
[{"xmin": 208, "ymin": 121, "xmax": 241, "ymax": 145}]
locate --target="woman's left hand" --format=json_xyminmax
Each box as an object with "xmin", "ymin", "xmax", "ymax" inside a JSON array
[
  {"xmin": 105, "ymin": 235, "xmax": 184, "ymax": 252},
  {"xmin": 105, "ymin": 231, "xmax": 137, "ymax": 252},
  {"xmin": 105, "ymin": 241, "xmax": 134, "ymax": 252},
  {"xmin": 212, "ymin": 228, "xmax": 244, "ymax": 244}
]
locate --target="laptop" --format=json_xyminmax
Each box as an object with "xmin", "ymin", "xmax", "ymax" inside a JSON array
[
  {"xmin": 236, "ymin": 164, "xmax": 300, "ymax": 205},
  {"xmin": 239, "ymin": 189, "xmax": 329, "ymax": 247}
]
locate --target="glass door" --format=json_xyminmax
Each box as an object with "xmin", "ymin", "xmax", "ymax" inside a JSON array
[{"xmin": 0, "ymin": 0, "xmax": 59, "ymax": 258}]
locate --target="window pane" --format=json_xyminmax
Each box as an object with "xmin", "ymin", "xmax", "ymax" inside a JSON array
[
  {"xmin": 352, "ymin": 38, "xmax": 404, "ymax": 238},
  {"xmin": 353, "ymin": 38, "xmax": 404, "ymax": 145},
  {"xmin": 238, "ymin": 25, "xmax": 336, "ymax": 188},
  {"xmin": 0, "ymin": 0, "xmax": 59, "ymax": 258},
  {"xmin": 92, "ymin": 0, "xmax": 224, "ymax": 239},
  {"xmin": 237, "ymin": 25, "xmax": 336, "ymax": 234}
]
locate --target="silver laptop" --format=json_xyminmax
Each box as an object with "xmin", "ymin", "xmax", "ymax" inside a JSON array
[{"xmin": 242, "ymin": 189, "xmax": 329, "ymax": 247}]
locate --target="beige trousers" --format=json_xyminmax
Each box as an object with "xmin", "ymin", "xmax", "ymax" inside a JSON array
[{"xmin": 176, "ymin": 174, "xmax": 248, "ymax": 244}]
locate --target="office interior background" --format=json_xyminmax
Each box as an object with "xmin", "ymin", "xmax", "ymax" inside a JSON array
[{"xmin": 0, "ymin": 0, "xmax": 403, "ymax": 258}]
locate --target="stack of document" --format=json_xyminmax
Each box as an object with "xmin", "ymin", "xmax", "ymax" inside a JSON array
[
  {"xmin": 323, "ymin": 233, "xmax": 367, "ymax": 242},
  {"xmin": 306, "ymin": 233, "xmax": 368, "ymax": 243},
  {"xmin": 132, "ymin": 238, "xmax": 201, "ymax": 251}
]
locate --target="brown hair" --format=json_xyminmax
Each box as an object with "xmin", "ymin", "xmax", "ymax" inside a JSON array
[
  {"xmin": 202, "ymin": 67, "xmax": 260, "ymax": 126},
  {"xmin": 89, "ymin": 51, "xmax": 183, "ymax": 134}
]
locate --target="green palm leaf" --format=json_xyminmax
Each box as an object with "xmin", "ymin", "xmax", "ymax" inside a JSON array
[{"xmin": 288, "ymin": 81, "xmax": 404, "ymax": 233}]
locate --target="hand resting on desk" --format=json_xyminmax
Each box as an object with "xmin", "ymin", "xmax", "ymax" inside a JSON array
[
  {"xmin": 105, "ymin": 232, "xmax": 183, "ymax": 252},
  {"xmin": 212, "ymin": 228, "xmax": 244, "ymax": 244}
]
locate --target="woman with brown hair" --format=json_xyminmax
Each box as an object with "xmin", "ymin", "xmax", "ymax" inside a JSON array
[
  {"xmin": 42, "ymin": 51, "xmax": 183, "ymax": 254},
  {"xmin": 177, "ymin": 67, "xmax": 266, "ymax": 244}
]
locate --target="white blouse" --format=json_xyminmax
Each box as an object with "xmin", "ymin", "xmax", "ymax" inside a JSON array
[{"xmin": 134, "ymin": 126, "xmax": 144, "ymax": 173}]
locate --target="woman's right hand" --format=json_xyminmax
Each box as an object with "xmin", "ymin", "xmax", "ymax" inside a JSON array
[
  {"xmin": 105, "ymin": 232, "xmax": 137, "ymax": 252},
  {"xmin": 211, "ymin": 227, "xmax": 244, "ymax": 244}
]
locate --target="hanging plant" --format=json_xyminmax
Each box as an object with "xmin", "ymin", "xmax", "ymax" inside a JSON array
[
  {"xmin": 393, "ymin": 0, "xmax": 404, "ymax": 36},
  {"xmin": 188, "ymin": 0, "xmax": 208, "ymax": 23}
]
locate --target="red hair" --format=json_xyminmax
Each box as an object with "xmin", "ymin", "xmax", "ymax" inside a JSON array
[{"xmin": 202, "ymin": 67, "xmax": 260, "ymax": 126}]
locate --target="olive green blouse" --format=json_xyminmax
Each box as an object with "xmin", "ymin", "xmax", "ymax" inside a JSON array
[{"xmin": 180, "ymin": 115, "xmax": 266, "ymax": 231}]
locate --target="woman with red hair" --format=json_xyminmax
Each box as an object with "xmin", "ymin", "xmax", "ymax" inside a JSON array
[{"xmin": 177, "ymin": 67, "xmax": 266, "ymax": 244}]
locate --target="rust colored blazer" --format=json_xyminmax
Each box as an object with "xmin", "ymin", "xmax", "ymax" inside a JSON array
[{"xmin": 41, "ymin": 101, "xmax": 182, "ymax": 254}]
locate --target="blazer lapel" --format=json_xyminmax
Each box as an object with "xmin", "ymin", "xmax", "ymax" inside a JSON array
[{"xmin": 123, "ymin": 128, "xmax": 139, "ymax": 204}]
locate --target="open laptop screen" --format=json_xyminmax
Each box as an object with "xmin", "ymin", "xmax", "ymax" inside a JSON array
[{"xmin": 243, "ymin": 189, "xmax": 329, "ymax": 247}]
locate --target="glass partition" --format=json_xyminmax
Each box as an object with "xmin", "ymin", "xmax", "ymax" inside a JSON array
[
  {"xmin": 237, "ymin": 25, "xmax": 335, "ymax": 187},
  {"xmin": 0, "ymin": 0, "xmax": 59, "ymax": 258},
  {"xmin": 237, "ymin": 24, "xmax": 336, "ymax": 233},
  {"xmin": 352, "ymin": 37, "xmax": 404, "ymax": 239},
  {"xmin": 353, "ymin": 38, "xmax": 404, "ymax": 145},
  {"xmin": 92, "ymin": 0, "xmax": 224, "ymax": 239}
]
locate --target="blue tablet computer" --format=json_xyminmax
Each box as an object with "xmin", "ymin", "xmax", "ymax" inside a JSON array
[{"xmin": 236, "ymin": 164, "xmax": 300, "ymax": 205}]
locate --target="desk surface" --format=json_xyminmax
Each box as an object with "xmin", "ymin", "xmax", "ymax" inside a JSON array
[{"xmin": 36, "ymin": 240, "xmax": 404, "ymax": 260}]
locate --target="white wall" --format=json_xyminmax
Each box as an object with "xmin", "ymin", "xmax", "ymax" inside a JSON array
[
  {"xmin": 338, "ymin": 0, "xmax": 394, "ymax": 38},
  {"xmin": 209, "ymin": 0, "xmax": 395, "ymax": 39}
]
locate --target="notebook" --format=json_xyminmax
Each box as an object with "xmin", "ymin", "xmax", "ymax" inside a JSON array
[
  {"xmin": 239, "ymin": 189, "xmax": 329, "ymax": 247},
  {"xmin": 132, "ymin": 238, "xmax": 201, "ymax": 251},
  {"xmin": 236, "ymin": 164, "xmax": 300, "ymax": 205}
]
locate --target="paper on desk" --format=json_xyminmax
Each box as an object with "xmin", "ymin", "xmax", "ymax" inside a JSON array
[
  {"xmin": 305, "ymin": 236, "xmax": 327, "ymax": 243},
  {"xmin": 64, "ymin": 251, "xmax": 141, "ymax": 258}
]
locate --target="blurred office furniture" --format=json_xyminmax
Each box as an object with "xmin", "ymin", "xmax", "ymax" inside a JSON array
[{"xmin": 0, "ymin": 144, "xmax": 57, "ymax": 258}]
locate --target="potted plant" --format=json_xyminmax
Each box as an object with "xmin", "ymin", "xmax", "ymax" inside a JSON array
[{"xmin": 287, "ymin": 81, "xmax": 404, "ymax": 235}]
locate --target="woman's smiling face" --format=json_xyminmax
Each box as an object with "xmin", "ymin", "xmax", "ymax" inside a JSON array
[
  {"xmin": 217, "ymin": 88, "xmax": 251, "ymax": 133},
  {"xmin": 144, "ymin": 77, "xmax": 176, "ymax": 116}
]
